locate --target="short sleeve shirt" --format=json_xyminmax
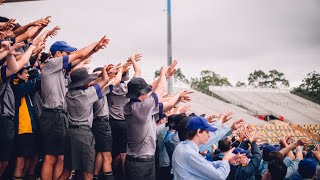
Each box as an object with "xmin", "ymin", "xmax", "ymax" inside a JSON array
[
  {"xmin": 124, "ymin": 93, "xmax": 163, "ymax": 157},
  {"xmin": 107, "ymin": 82, "xmax": 129, "ymax": 120},
  {"xmin": 66, "ymin": 84, "xmax": 102, "ymax": 127},
  {"xmin": 41, "ymin": 56, "xmax": 69, "ymax": 109},
  {"xmin": 93, "ymin": 86, "xmax": 113, "ymax": 119},
  {"xmin": 0, "ymin": 65, "xmax": 15, "ymax": 117}
]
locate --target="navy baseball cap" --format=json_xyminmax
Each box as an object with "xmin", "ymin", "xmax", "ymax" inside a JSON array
[
  {"xmin": 50, "ymin": 41, "xmax": 77, "ymax": 56},
  {"xmin": 186, "ymin": 116, "xmax": 217, "ymax": 132},
  {"xmin": 298, "ymin": 159, "xmax": 317, "ymax": 178},
  {"xmin": 263, "ymin": 145, "xmax": 278, "ymax": 161},
  {"xmin": 233, "ymin": 148, "xmax": 250, "ymax": 156}
]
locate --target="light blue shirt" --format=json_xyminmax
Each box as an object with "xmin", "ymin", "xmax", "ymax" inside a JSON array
[
  {"xmin": 157, "ymin": 124, "xmax": 170, "ymax": 167},
  {"xmin": 164, "ymin": 131, "xmax": 175, "ymax": 143},
  {"xmin": 172, "ymin": 140, "xmax": 230, "ymax": 180},
  {"xmin": 199, "ymin": 121, "xmax": 231, "ymax": 153},
  {"xmin": 259, "ymin": 157, "xmax": 300, "ymax": 179}
]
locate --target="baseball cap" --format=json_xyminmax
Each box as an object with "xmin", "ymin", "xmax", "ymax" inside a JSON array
[
  {"xmin": 263, "ymin": 145, "xmax": 278, "ymax": 161},
  {"xmin": 186, "ymin": 116, "xmax": 217, "ymax": 132},
  {"xmin": 50, "ymin": 41, "xmax": 77, "ymax": 56},
  {"xmin": 298, "ymin": 159, "xmax": 317, "ymax": 178},
  {"xmin": 233, "ymin": 148, "xmax": 250, "ymax": 155}
]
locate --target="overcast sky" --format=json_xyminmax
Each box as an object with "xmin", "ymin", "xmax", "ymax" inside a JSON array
[{"xmin": 2, "ymin": 0, "xmax": 320, "ymax": 87}]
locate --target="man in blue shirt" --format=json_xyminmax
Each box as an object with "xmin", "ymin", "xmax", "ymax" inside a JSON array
[{"xmin": 172, "ymin": 116, "xmax": 243, "ymax": 180}]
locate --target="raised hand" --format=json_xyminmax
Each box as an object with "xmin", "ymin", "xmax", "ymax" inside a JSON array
[
  {"xmin": 179, "ymin": 90, "xmax": 193, "ymax": 103},
  {"xmin": 160, "ymin": 66, "xmax": 169, "ymax": 76},
  {"xmin": 0, "ymin": 19, "xmax": 15, "ymax": 31},
  {"xmin": 94, "ymin": 35, "xmax": 109, "ymax": 52},
  {"xmin": 296, "ymin": 138, "xmax": 310, "ymax": 147},
  {"xmin": 122, "ymin": 62, "xmax": 131, "ymax": 73},
  {"xmin": 128, "ymin": 53, "xmax": 142, "ymax": 62},
  {"xmin": 245, "ymin": 132, "xmax": 259, "ymax": 143},
  {"xmin": 165, "ymin": 60, "xmax": 177, "ymax": 78},
  {"xmin": 33, "ymin": 16, "xmax": 51, "ymax": 27},
  {"xmin": 231, "ymin": 119, "xmax": 245, "ymax": 131},
  {"xmin": 48, "ymin": 26, "xmax": 60, "ymax": 38},
  {"xmin": 177, "ymin": 104, "xmax": 191, "ymax": 113},
  {"xmin": 219, "ymin": 111, "xmax": 234, "ymax": 123},
  {"xmin": 207, "ymin": 114, "xmax": 218, "ymax": 123}
]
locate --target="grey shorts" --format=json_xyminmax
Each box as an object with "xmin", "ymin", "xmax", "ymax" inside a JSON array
[{"xmin": 64, "ymin": 127, "xmax": 95, "ymax": 173}]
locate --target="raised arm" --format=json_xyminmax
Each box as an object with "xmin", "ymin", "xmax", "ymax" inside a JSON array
[
  {"xmin": 153, "ymin": 66, "xmax": 168, "ymax": 99},
  {"xmin": 13, "ymin": 16, "xmax": 51, "ymax": 36},
  {"xmin": 68, "ymin": 35, "xmax": 109, "ymax": 63},
  {"xmin": 279, "ymin": 138, "xmax": 310, "ymax": 157},
  {"xmin": 15, "ymin": 26, "xmax": 42, "ymax": 44},
  {"xmin": 150, "ymin": 60, "xmax": 177, "ymax": 92},
  {"xmin": 128, "ymin": 53, "xmax": 142, "ymax": 77},
  {"xmin": 6, "ymin": 44, "xmax": 36, "ymax": 77},
  {"xmin": 96, "ymin": 66, "xmax": 110, "ymax": 91},
  {"xmin": 112, "ymin": 65, "xmax": 123, "ymax": 85}
]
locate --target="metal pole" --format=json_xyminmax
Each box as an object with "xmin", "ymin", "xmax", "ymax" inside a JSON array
[{"xmin": 167, "ymin": 0, "xmax": 173, "ymax": 94}]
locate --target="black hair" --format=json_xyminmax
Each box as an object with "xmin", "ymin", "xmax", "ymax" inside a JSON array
[
  {"xmin": 268, "ymin": 151, "xmax": 284, "ymax": 162},
  {"xmin": 268, "ymin": 159, "xmax": 287, "ymax": 180},
  {"xmin": 17, "ymin": 67, "xmax": 28, "ymax": 75},
  {"xmin": 218, "ymin": 138, "xmax": 231, "ymax": 152},
  {"xmin": 172, "ymin": 113, "xmax": 187, "ymax": 130},
  {"xmin": 177, "ymin": 115, "xmax": 193, "ymax": 141},
  {"xmin": 93, "ymin": 67, "xmax": 102, "ymax": 73},
  {"xmin": 0, "ymin": 16, "xmax": 9, "ymax": 22}
]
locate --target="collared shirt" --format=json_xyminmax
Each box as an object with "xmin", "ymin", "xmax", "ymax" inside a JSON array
[
  {"xmin": 0, "ymin": 65, "xmax": 15, "ymax": 117},
  {"xmin": 107, "ymin": 82, "xmax": 129, "ymax": 120},
  {"xmin": 259, "ymin": 157, "xmax": 301, "ymax": 180},
  {"xmin": 124, "ymin": 93, "xmax": 163, "ymax": 157},
  {"xmin": 283, "ymin": 157, "xmax": 300, "ymax": 180},
  {"xmin": 172, "ymin": 140, "xmax": 230, "ymax": 180},
  {"xmin": 93, "ymin": 86, "xmax": 113, "ymax": 119},
  {"xmin": 66, "ymin": 84, "xmax": 102, "ymax": 127},
  {"xmin": 199, "ymin": 121, "xmax": 231, "ymax": 153},
  {"xmin": 157, "ymin": 123, "xmax": 170, "ymax": 167},
  {"xmin": 41, "ymin": 56, "xmax": 69, "ymax": 110}
]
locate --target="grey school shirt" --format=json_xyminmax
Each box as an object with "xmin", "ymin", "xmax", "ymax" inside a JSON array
[
  {"xmin": 66, "ymin": 84, "xmax": 102, "ymax": 127},
  {"xmin": 124, "ymin": 93, "xmax": 163, "ymax": 157},
  {"xmin": 0, "ymin": 65, "xmax": 15, "ymax": 117},
  {"xmin": 93, "ymin": 86, "xmax": 113, "ymax": 119},
  {"xmin": 41, "ymin": 56, "xmax": 70, "ymax": 110},
  {"xmin": 107, "ymin": 82, "xmax": 129, "ymax": 120}
]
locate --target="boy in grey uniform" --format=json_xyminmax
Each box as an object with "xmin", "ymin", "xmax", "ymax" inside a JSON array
[
  {"xmin": 92, "ymin": 66, "xmax": 123, "ymax": 180},
  {"xmin": 57, "ymin": 66, "xmax": 110, "ymax": 180},
  {"xmin": 124, "ymin": 64, "xmax": 190, "ymax": 180},
  {"xmin": 107, "ymin": 54, "xmax": 141, "ymax": 177},
  {"xmin": 40, "ymin": 36, "xmax": 109, "ymax": 180}
]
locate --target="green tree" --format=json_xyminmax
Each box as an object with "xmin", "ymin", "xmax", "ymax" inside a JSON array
[
  {"xmin": 236, "ymin": 81, "xmax": 247, "ymax": 87},
  {"xmin": 292, "ymin": 71, "xmax": 320, "ymax": 104},
  {"xmin": 248, "ymin": 70, "xmax": 289, "ymax": 88},
  {"xmin": 154, "ymin": 68, "xmax": 189, "ymax": 84},
  {"xmin": 190, "ymin": 70, "xmax": 232, "ymax": 92}
]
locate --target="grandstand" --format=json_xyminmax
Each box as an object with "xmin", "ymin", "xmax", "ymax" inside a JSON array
[
  {"xmin": 209, "ymin": 86, "xmax": 320, "ymax": 125},
  {"xmin": 173, "ymin": 83, "xmax": 319, "ymax": 144}
]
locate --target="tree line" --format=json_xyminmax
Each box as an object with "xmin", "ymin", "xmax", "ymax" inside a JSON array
[{"xmin": 154, "ymin": 69, "xmax": 320, "ymax": 104}]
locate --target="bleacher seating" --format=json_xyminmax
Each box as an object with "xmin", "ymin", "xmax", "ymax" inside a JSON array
[
  {"xmin": 209, "ymin": 86, "xmax": 320, "ymax": 124},
  {"xmin": 171, "ymin": 84, "xmax": 319, "ymax": 143}
]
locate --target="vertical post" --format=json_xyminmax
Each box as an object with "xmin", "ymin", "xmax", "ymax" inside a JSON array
[{"xmin": 167, "ymin": 0, "xmax": 173, "ymax": 94}]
